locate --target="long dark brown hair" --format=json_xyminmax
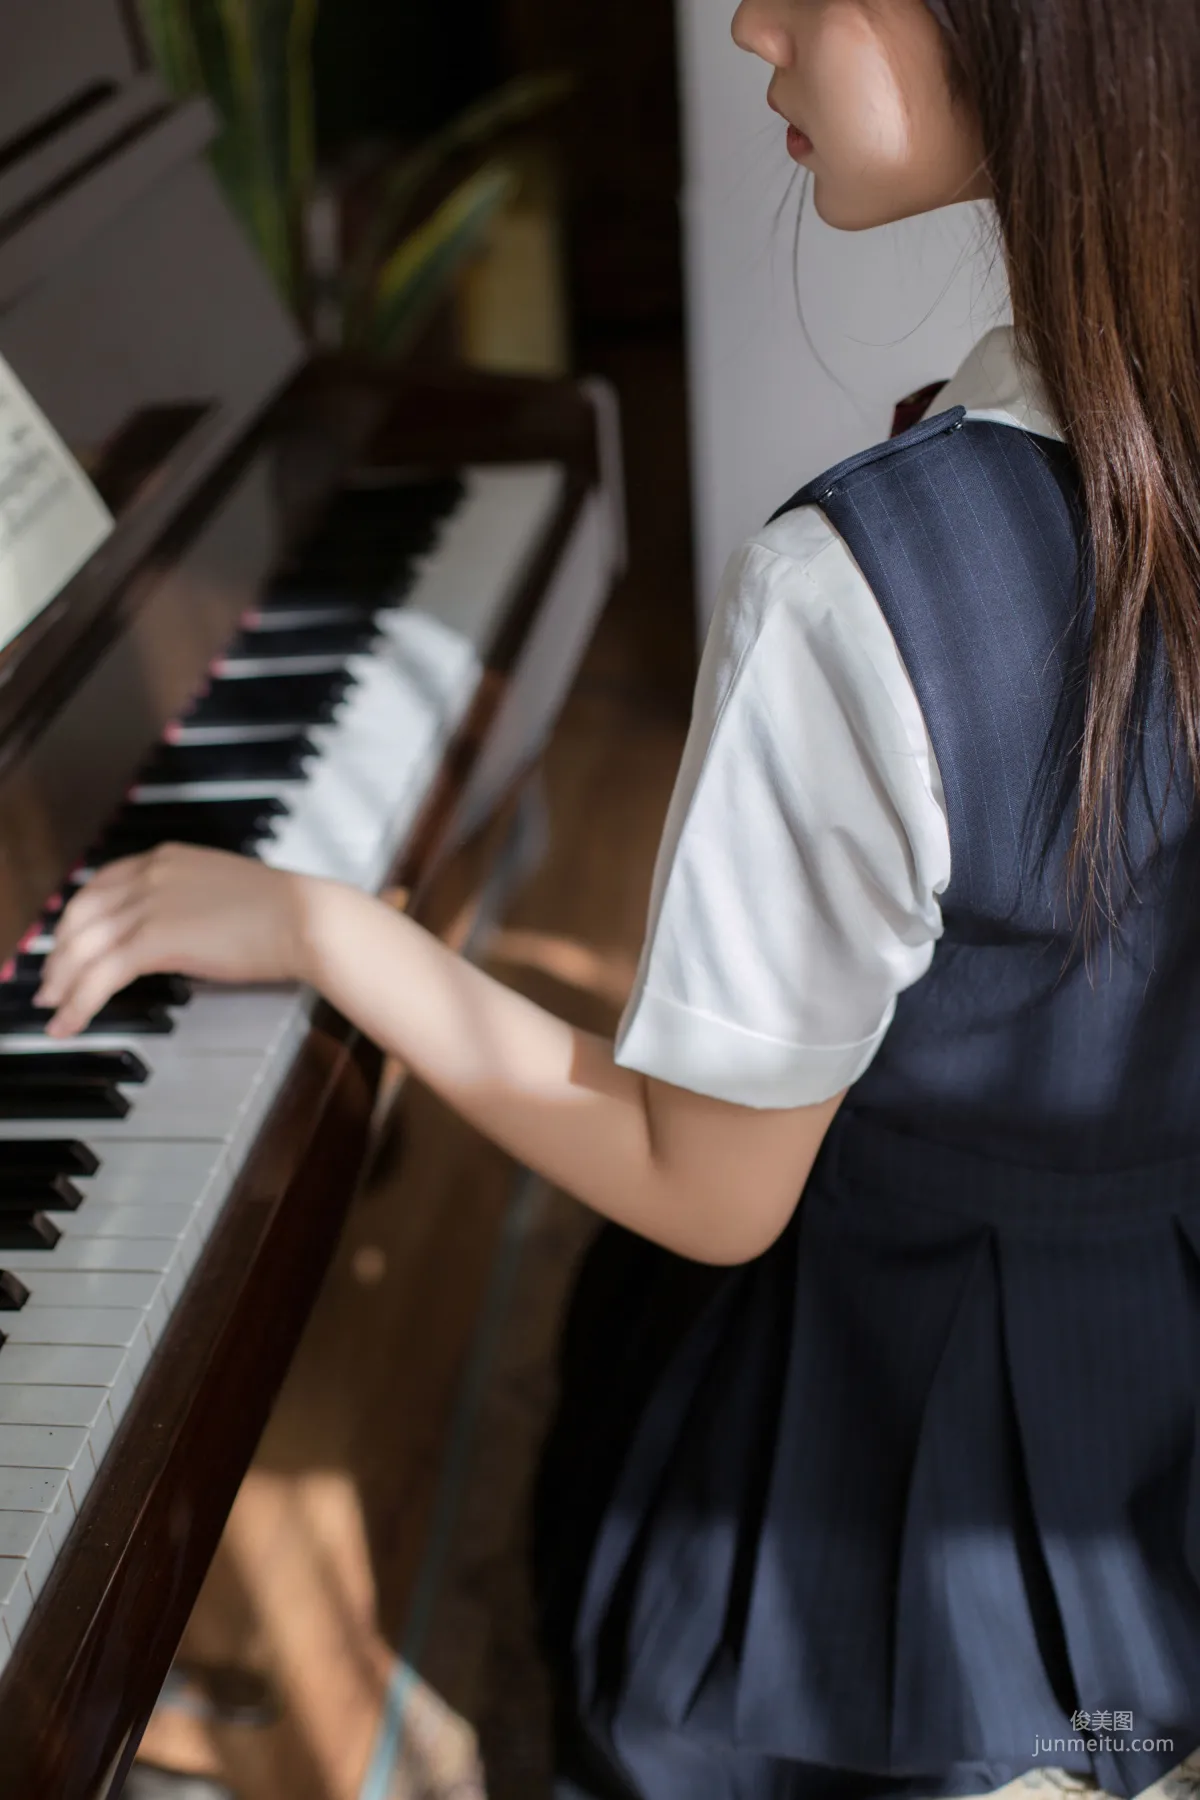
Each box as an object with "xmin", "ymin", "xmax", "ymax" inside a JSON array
[{"xmin": 924, "ymin": 0, "xmax": 1200, "ymax": 964}]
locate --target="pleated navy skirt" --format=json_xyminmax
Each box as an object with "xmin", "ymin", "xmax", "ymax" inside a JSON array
[{"xmin": 531, "ymin": 1108, "xmax": 1200, "ymax": 1800}]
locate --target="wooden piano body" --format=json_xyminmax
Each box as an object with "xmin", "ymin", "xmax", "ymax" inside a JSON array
[{"xmin": 0, "ymin": 6, "xmax": 623, "ymax": 1794}]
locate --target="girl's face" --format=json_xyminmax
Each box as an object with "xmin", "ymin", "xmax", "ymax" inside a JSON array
[{"xmin": 731, "ymin": 0, "xmax": 990, "ymax": 229}]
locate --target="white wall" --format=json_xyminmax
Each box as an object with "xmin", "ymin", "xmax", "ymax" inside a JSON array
[{"xmin": 676, "ymin": 0, "xmax": 1012, "ymax": 634}]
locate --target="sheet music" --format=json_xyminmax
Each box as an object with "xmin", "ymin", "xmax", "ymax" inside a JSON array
[{"xmin": 0, "ymin": 352, "xmax": 113, "ymax": 654}]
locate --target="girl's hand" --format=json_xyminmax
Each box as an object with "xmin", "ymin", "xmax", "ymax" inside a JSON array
[{"xmin": 35, "ymin": 843, "xmax": 312, "ymax": 1039}]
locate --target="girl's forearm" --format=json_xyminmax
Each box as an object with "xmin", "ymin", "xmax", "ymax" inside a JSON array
[{"xmin": 295, "ymin": 876, "xmax": 702, "ymax": 1252}]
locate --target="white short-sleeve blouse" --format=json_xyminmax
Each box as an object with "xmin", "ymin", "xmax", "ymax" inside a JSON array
[{"xmin": 612, "ymin": 325, "xmax": 1065, "ymax": 1109}]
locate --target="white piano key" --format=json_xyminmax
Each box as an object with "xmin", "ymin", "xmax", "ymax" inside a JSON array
[
  {"xmin": 0, "ymin": 1466, "xmax": 74, "ymax": 1524},
  {"xmin": 1, "ymin": 1338, "xmax": 141, "ymax": 1436},
  {"xmin": 0, "ymin": 1426, "xmax": 98, "ymax": 1512},
  {"xmin": 5, "ymin": 1306, "xmax": 153, "ymax": 1351},
  {"xmin": 0, "ymin": 1424, "xmax": 91, "ymax": 1466},
  {"xmin": 0, "ymin": 1344, "xmax": 128, "ymax": 1389},
  {"xmin": 68, "ymin": 1141, "xmax": 227, "ymax": 1210},
  {"xmin": 17, "ymin": 1270, "xmax": 163, "ymax": 1309},
  {"xmin": 215, "ymin": 651, "xmax": 348, "ymax": 677},
  {"xmin": 0, "ymin": 1385, "xmax": 112, "ymax": 1430},
  {"xmin": 0, "ymin": 1468, "xmax": 75, "ymax": 1569},
  {"xmin": 0, "ymin": 1238, "xmax": 185, "ymax": 1281},
  {"xmin": 168, "ymin": 988, "xmax": 302, "ymax": 1055},
  {"xmin": 0, "ymin": 1554, "xmax": 34, "ymax": 1649},
  {"xmin": 58, "ymin": 1204, "xmax": 197, "ymax": 1237},
  {"xmin": 173, "ymin": 722, "xmax": 303, "ymax": 747},
  {"xmin": 0, "ymin": 1387, "xmax": 116, "ymax": 1468},
  {"xmin": 0, "ymin": 1510, "xmax": 55, "ymax": 1562},
  {"xmin": 131, "ymin": 778, "xmax": 299, "ymax": 805},
  {"xmin": 3, "ymin": 1516, "xmax": 56, "ymax": 1612},
  {"xmin": 403, "ymin": 466, "xmax": 565, "ymax": 652}
]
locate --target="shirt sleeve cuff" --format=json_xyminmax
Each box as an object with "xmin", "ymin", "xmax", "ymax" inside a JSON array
[{"xmin": 612, "ymin": 986, "xmax": 895, "ymax": 1109}]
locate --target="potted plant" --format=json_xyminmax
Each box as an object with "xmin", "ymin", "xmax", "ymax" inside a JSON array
[{"xmin": 138, "ymin": 0, "xmax": 569, "ymax": 359}]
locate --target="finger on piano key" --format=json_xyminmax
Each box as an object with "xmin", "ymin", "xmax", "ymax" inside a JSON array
[{"xmin": 0, "ymin": 996, "xmax": 176, "ymax": 1039}]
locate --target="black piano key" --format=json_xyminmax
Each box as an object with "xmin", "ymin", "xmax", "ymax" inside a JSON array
[
  {"xmin": 0, "ymin": 1000, "xmax": 175, "ymax": 1038},
  {"xmin": 0, "ymin": 1271, "xmax": 29, "ymax": 1310},
  {"xmin": 220, "ymin": 621, "xmax": 379, "ymax": 663},
  {"xmin": 95, "ymin": 827, "xmax": 271, "ymax": 862},
  {"xmin": 0, "ymin": 1175, "xmax": 85, "ymax": 1211},
  {"xmin": 272, "ymin": 545, "xmax": 415, "ymax": 581},
  {"xmin": 137, "ymin": 736, "xmax": 316, "ymax": 786},
  {"xmin": 0, "ymin": 1081, "xmax": 130, "ymax": 1120},
  {"xmin": 118, "ymin": 797, "xmax": 288, "ymax": 832},
  {"xmin": 82, "ymin": 999, "xmax": 177, "ymax": 1036},
  {"xmin": 0, "ymin": 1050, "xmax": 149, "ymax": 1085},
  {"xmin": 0, "ymin": 1213, "xmax": 61, "ymax": 1251},
  {"xmin": 0, "ymin": 1140, "xmax": 100, "ymax": 1176},
  {"xmin": 322, "ymin": 474, "xmax": 465, "ymax": 531},
  {"xmin": 95, "ymin": 797, "xmax": 287, "ymax": 859},
  {"xmin": 182, "ymin": 671, "xmax": 351, "ymax": 729},
  {"xmin": 117, "ymin": 973, "xmax": 193, "ymax": 1008},
  {"xmin": 9, "ymin": 954, "xmax": 48, "ymax": 982},
  {"xmin": 271, "ymin": 546, "xmax": 411, "ymax": 582}
]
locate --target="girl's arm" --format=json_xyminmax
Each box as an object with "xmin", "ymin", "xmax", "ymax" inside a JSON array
[{"xmin": 35, "ymin": 844, "xmax": 845, "ymax": 1266}]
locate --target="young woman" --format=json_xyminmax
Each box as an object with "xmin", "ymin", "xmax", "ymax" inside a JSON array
[{"xmin": 37, "ymin": 1, "xmax": 1200, "ymax": 1797}]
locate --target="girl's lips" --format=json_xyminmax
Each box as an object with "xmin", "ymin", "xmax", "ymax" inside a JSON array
[{"xmin": 766, "ymin": 89, "xmax": 813, "ymax": 160}]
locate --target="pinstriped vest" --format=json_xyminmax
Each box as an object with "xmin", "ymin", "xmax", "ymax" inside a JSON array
[{"xmin": 772, "ymin": 406, "xmax": 1200, "ymax": 1172}]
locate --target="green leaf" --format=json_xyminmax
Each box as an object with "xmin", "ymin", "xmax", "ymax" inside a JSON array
[
  {"xmin": 138, "ymin": 0, "xmax": 205, "ymax": 94},
  {"xmin": 343, "ymin": 70, "xmax": 572, "ymax": 323},
  {"xmin": 363, "ymin": 161, "xmax": 518, "ymax": 358},
  {"xmin": 137, "ymin": 0, "xmax": 305, "ymax": 305}
]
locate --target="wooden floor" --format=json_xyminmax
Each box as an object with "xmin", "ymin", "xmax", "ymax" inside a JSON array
[{"xmin": 133, "ymin": 332, "xmax": 697, "ymax": 1800}]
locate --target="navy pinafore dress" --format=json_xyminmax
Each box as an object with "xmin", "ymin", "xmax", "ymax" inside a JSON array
[{"xmin": 531, "ymin": 406, "xmax": 1200, "ymax": 1800}]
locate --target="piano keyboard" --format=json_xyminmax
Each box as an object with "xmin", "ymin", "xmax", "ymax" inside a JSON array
[{"xmin": 0, "ymin": 459, "xmax": 571, "ymax": 1664}]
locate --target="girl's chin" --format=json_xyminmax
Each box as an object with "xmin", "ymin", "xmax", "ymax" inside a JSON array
[{"xmin": 809, "ymin": 180, "xmax": 920, "ymax": 233}]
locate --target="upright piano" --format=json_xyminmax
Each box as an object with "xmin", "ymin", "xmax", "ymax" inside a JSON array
[{"xmin": 0, "ymin": 6, "xmax": 623, "ymax": 1795}]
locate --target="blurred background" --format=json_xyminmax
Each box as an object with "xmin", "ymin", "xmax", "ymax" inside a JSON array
[{"xmin": 122, "ymin": 1, "xmax": 1006, "ymax": 1796}]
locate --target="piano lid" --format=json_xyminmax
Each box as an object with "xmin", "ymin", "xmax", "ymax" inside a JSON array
[{"xmin": 0, "ymin": 0, "xmax": 303, "ymax": 600}]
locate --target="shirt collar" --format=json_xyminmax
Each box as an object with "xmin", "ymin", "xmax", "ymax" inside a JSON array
[{"xmin": 931, "ymin": 324, "xmax": 1064, "ymax": 443}]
